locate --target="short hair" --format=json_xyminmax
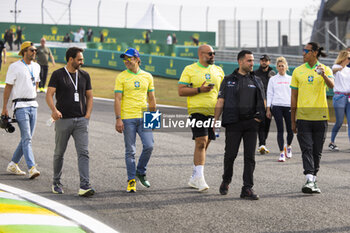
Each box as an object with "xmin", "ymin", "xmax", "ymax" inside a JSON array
[
  {"xmin": 275, "ymin": 56, "xmax": 289, "ymax": 70},
  {"xmin": 237, "ymin": 50, "xmax": 253, "ymax": 61},
  {"xmin": 335, "ymin": 50, "xmax": 350, "ymax": 65},
  {"xmin": 66, "ymin": 47, "xmax": 84, "ymax": 62},
  {"xmin": 307, "ymin": 42, "xmax": 327, "ymax": 58}
]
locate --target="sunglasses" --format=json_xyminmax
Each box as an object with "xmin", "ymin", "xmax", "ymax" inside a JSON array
[
  {"xmin": 207, "ymin": 52, "xmax": 215, "ymax": 56},
  {"xmin": 29, "ymin": 48, "xmax": 37, "ymax": 52},
  {"xmin": 303, "ymin": 49, "xmax": 312, "ymax": 54},
  {"xmin": 123, "ymin": 57, "xmax": 132, "ymax": 62}
]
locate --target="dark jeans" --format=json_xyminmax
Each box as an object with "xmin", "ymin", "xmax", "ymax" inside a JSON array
[
  {"xmin": 271, "ymin": 106, "xmax": 293, "ymax": 151},
  {"xmin": 258, "ymin": 116, "xmax": 271, "ymax": 146},
  {"xmin": 39, "ymin": 65, "xmax": 49, "ymax": 88},
  {"xmin": 296, "ymin": 120, "xmax": 327, "ymax": 176},
  {"xmin": 222, "ymin": 118, "xmax": 258, "ymax": 188}
]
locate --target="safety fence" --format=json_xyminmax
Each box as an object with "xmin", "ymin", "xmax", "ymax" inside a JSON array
[{"xmin": 0, "ymin": 22, "xmax": 215, "ymax": 48}]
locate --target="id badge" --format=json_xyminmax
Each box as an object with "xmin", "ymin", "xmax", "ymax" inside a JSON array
[{"xmin": 74, "ymin": 92, "xmax": 79, "ymax": 102}]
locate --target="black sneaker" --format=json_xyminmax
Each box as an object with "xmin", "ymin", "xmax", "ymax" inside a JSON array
[
  {"xmin": 328, "ymin": 143, "xmax": 339, "ymax": 151},
  {"xmin": 240, "ymin": 187, "xmax": 259, "ymax": 200},
  {"xmin": 219, "ymin": 182, "xmax": 229, "ymax": 195}
]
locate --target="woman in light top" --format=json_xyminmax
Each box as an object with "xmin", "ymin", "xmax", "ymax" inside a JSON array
[
  {"xmin": 266, "ymin": 57, "xmax": 293, "ymax": 162},
  {"xmin": 328, "ymin": 50, "xmax": 350, "ymax": 151}
]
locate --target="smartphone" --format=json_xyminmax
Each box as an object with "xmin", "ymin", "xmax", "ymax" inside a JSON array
[{"xmin": 208, "ymin": 83, "xmax": 215, "ymax": 87}]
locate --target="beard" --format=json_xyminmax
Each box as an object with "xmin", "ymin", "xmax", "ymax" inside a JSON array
[
  {"xmin": 206, "ymin": 58, "xmax": 214, "ymax": 65},
  {"xmin": 72, "ymin": 62, "xmax": 81, "ymax": 70}
]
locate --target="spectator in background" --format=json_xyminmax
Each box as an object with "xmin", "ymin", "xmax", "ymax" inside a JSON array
[
  {"xmin": 37, "ymin": 37, "xmax": 56, "ymax": 93},
  {"xmin": 3, "ymin": 29, "xmax": 8, "ymax": 46},
  {"xmin": 328, "ymin": 49, "xmax": 350, "ymax": 151},
  {"xmin": 87, "ymin": 28, "xmax": 93, "ymax": 42},
  {"xmin": 79, "ymin": 27, "xmax": 85, "ymax": 42},
  {"xmin": 347, "ymin": 47, "xmax": 350, "ymax": 68},
  {"xmin": 99, "ymin": 31, "xmax": 104, "ymax": 43},
  {"xmin": 191, "ymin": 36, "xmax": 199, "ymax": 46},
  {"xmin": 6, "ymin": 29, "xmax": 14, "ymax": 51},
  {"xmin": 166, "ymin": 34, "xmax": 172, "ymax": 45},
  {"xmin": 15, "ymin": 26, "xmax": 23, "ymax": 50},
  {"xmin": 0, "ymin": 39, "xmax": 6, "ymax": 71},
  {"xmin": 71, "ymin": 29, "xmax": 82, "ymax": 43},
  {"xmin": 172, "ymin": 33, "xmax": 177, "ymax": 45},
  {"xmin": 63, "ymin": 33, "xmax": 71, "ymax": 43},
  {"xmin": 254, "ymin": 54, "xmax": 276, "ymax": 155},
  {"xmin": 145, "ymin": 30, "xmax": 151, "ymax": 44},
  {"xmin": 266, "ymin": 57, "xmax": 293, "ymax": 162}
]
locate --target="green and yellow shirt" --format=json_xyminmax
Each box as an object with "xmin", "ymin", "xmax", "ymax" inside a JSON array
[
  {"xmin": 290, "ymin": 62, "xmax": 333, "ymax": 121},
  {"xmin": 114, "ymin": 69, "xmax": 154, "ymax": 119},
  {"xmin": 179, "ymin": 62, "xmax": 224, "ymax": 116}
]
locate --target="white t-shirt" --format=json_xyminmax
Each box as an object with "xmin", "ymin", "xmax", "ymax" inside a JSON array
[
  {"xmin": 266, "ymin": 73, "xmax": 292, "ymax": 107},
  {"xmin": 332, "ymin": 64, "xmax": 350, "ymax": 93},
  {"xmin": 166, "ymin": 35, "xmax": 172, "ymax": 45},
  {"xmin": 5, "ymin": 60, "xmax": 40, "ymax": 110}
]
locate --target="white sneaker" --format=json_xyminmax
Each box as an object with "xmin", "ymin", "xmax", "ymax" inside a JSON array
[
  {"xmin": 28, "ymin": 166, "xmax": 40, "ymax": 179},
  {"xmin": 286, "ymin": 146, "xmax": 292, "ymax": 159},
  {"xmin": 188, "ymin": 176, "xmax": 209, "ymax": 192},
  {"xmin": 258, "ymin": 145, "xmax": 269, "ymax": 155},
  {"xmin": 7, "ymin": 162, "xmax": 26, "ymax": 175},
  {"xmin": 278, "ymin": 152, "xmax": 285, "ymax": 162}
]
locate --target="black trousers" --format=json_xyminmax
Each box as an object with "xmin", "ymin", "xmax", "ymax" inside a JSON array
[
  {"xmin": 271, "ymin": 106, "xmax": 293, "ymax": 151},
  {"xmin": 39, "ymin": 65, "xmax": 49, "ymax": 88},
  {"xmin": 296, "ymin": 120, "xmax": 327, "ymax": 176},
  {"xmin": 222, "ymin": 118, "xmax": 258, "ymax": 188},
  {"xmin": 258, "ymin": 116, "xmax": 271, "ymax": 146}
]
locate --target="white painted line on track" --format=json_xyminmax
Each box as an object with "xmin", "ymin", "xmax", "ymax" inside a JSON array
[{"xmin": 0, "ymin": 183, "xmax": 119, "ymax": 233}]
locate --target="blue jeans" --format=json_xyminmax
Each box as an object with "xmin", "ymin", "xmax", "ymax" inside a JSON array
[
  {"xmin": 331, "ymin": 94, "xmax": 350, "ymax": 142},
  {"xmin": 12, "ymin": 107, "xmax": 37, "ymax": 169},
  {"xmin": 123, "ymin": 118, "xmax": 154, "ymax": 181}
]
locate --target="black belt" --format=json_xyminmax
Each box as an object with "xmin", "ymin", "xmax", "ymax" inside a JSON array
[{"xmin": 12, "ymin": 98, "xmax": 36, "ymax": 103}]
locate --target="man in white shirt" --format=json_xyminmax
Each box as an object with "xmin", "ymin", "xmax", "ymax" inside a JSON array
[
  {"xmin": 166, "ymin": 34, "xmax": 172, "ymax": 45},
  {"xmin": 1, "ymin": 41, "xmax": 41, "ymax": 179}
]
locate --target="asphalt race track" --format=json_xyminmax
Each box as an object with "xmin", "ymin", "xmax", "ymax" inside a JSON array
[{"xmin": 1, "ymin": 88, "xmax": 350, "ymax": 233}]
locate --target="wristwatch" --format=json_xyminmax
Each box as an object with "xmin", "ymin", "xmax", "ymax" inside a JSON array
[{"xmin": 116, "ymin": 115, "xmax": 121, "ymax": 119}]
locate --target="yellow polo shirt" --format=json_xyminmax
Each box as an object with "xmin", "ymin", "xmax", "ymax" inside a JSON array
[
  {"xmin": 114, "ymin": 69, "xmax": 154, "ymax": 119},
  {"xmin": 179, "ymin": 62, "xmax": 224, "ymax": 116},
  {"xmin": 290, "ymin": 62, "xmax": 333, "ymax": 120}
]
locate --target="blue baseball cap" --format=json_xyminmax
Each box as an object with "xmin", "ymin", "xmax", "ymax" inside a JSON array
[{"xmin": 120, "ymin": 48, "xmax": 140, "ymax": 58}]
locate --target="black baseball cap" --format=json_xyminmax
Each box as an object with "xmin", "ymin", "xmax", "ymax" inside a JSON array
[{"xmin": 260, "ymin": 54, "xmax": 270, "ymax": 61}]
